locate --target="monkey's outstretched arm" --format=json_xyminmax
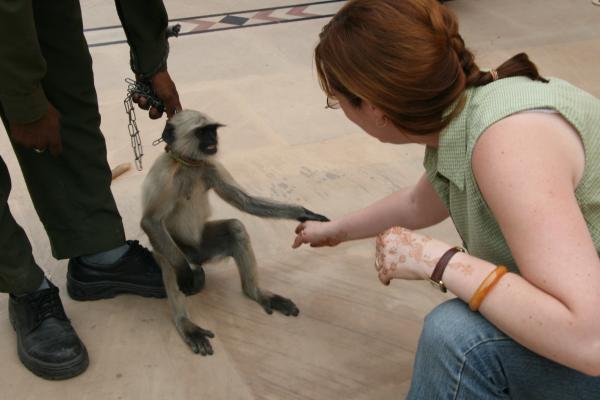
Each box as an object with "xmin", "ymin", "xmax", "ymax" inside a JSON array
[{"xmin": 207, "ymin": 162, "xmax": 329, "ymax": 222}]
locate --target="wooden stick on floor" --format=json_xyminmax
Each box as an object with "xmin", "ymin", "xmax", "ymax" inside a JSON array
[{"xmin": 111, "ymin": 162, "xmax": 132, "ymax": 180}]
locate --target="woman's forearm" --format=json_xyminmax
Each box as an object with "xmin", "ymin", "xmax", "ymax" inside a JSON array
[
  {"xmin": 336, "ymin": 185, "xmax": 448, "ymax": 242},
  {"xmin": 428, "ymin": 251, "xmax": 599, "ymax": 376}
]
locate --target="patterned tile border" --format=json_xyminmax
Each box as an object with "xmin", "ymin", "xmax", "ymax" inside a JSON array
[{"xmin": 85, "ymin": 0, "xmax": 346, "ymax": 48}]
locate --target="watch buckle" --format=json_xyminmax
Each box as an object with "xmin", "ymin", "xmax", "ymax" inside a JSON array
[{"xmin": 429, "ymin": 279, "xmax": 447, "ymax": 293}]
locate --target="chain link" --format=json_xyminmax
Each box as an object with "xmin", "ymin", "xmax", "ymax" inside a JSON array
[{"xmin": 124, "ymin": 80, "xmax": 144, "ymax": 171}]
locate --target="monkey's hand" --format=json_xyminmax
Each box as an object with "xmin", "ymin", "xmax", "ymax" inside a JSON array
[
  {"xmin": 176, "ymin": 316, "xmax": 215, "ymax": 356},
  {"xmin": 257, "ymin": 290, "xmax": 299, "ymax": 317},
  {"xmin": 297, "ymin": 207, "xmax": 330, "ymax": 223},
  {"xmin": 177, "ymin": 266, "xmax": 206, "ymax": 296}
]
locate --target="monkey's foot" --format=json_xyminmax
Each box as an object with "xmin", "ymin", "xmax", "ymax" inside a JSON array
[
  {"xmin": 258, "ymin": 292, "xmax": 300, "ymax": 317},
  {"xmin": 178, "ymin": 266, "xmax": 206, "ymax": 296},
  {"xmin": 176, "ymin": 317, "xmax": 215, "ymax": 355}
]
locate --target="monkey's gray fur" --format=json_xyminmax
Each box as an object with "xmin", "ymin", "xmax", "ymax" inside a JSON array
[{"xmin": 141, "ymin": 110, "xmax": 328, "ymax": 355}]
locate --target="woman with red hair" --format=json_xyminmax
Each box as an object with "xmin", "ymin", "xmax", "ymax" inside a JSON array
[{"xmin": 293, "ymin": 0, "xmax": 600, "ymax": 398}]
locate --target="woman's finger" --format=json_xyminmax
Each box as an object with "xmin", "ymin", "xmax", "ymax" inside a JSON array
[
  {"xmin": 374, "ymin": 255, "xmax": 383, "ymax": 272},
  {"xmin": 378, "ymin": 270, "xmax": 391, "ymax": 286},
  {"xmin": 292, "ymin": 234, "xmax": 305, "ymax": 249},
  {"xmin": 295, "ymin": 222, "xmax": 306, "ymax": 235}
]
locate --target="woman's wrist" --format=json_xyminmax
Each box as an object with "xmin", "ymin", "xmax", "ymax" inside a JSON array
[
  {"xmin": 329, "ymin": 219, "xmax": 350, "ymax": 243},
  {"xmin": 436, "ymin": 251, "xmax": 498, "ymax": 301},
  {"xmin": 375, "ymin": 227, "xmax": 499, "ymax": 287},
  {"xmin": 426, "ymin": 246, "xmax": 465, "ymax": 291},
  {"xmin": 415, "ymin": 239, "xmax": 456, "ymax": 280}
]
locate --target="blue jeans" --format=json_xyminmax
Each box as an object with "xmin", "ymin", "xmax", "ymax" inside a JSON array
[{"xmin": 407, "ymin": 299, "xmax": 600, "ymax": 399}]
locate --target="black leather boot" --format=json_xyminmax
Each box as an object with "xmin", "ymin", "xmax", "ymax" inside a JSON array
[
  {"xmin": 9, "ymin": 281, "xmax": 88, "ymax": 380},
  {"xmin": 67, "ymin": 240, "xmax": 167, "ymax": 300}
]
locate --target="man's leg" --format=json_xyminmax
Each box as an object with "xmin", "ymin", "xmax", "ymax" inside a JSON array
[
  {"xmin": 17, "ymin": 0, "xmax": 125, "ymax": 259},
  {"xmin": 0, "ymin": 145, "xmax": 88, "ymax": 380},
  {"xmin": 0, "ymin": 156, "xmax": 44, "ymax": 294},
  {"xmin": 11, "ymin": 0, "xmax": 164, "ymax": 300},
  {"xmin": 407, "ymin": 299, "xmax": 600, "ymax": 400}
]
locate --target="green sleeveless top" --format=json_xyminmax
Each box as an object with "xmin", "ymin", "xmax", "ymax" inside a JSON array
[{"xmin": 423, "ymin": 76, "xmax": 600, "ymax": 272}]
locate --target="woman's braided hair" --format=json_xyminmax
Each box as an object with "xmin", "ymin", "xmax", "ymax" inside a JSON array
[
  {"xmin": 315, "ymin": 0, "xmax": 548, "ymax": 135},
  {"xmin": 448, "ymin": 23, "xmax": 547, "ymax": 87}
]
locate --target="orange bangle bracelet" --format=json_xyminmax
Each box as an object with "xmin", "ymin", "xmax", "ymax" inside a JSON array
[{"xmin": 468, "ymin": 266, "xmax": 508, "ymax": 312}]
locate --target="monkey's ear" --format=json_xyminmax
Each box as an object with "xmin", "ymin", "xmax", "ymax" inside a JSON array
[
  {"xmin": 205, "ymin": 123, "xmax": 226, "ymax": 130},
  {"xmin": 161, "ymin": 122, "xmax": 176, "ymax": 144}
]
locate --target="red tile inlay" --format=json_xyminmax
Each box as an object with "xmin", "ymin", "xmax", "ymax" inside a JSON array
[
  {"xmin": 287, "ymin": 6, "xmax": 318, "ymax": 17},
  {"xmin": 253, "ymin": 10, "xmax": 285, "ymax": 22},
  {"xmin": 190, "ymin": 20, "xmax": 218, "ymax": 32}
]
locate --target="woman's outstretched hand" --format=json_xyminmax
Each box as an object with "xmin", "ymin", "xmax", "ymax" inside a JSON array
[{"xmin": 292, "ymin": 220, "xmax": 348, "ymax": 248}]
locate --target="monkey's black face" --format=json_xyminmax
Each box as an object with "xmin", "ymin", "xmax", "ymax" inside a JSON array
[
  {"xmin": 161, "ymin": 111, "xmax": 225, "ymax": 160},
  {"xmin": 194, "ymin": 124, "xmax": 220, "ymax": 155}
]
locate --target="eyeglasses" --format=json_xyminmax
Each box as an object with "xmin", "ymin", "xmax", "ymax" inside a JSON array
[
  {"xmin": 325, "ymin": 96, "xmax": 341, "ymax": 110},
  {"xmin": 325, "ymin": 94, "xmax": 362, "ymax": 109}
]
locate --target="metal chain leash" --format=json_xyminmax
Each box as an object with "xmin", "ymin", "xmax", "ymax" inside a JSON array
[{"xmin": 124, "ymin": 81, "xmax": 144, "ymax": 171}]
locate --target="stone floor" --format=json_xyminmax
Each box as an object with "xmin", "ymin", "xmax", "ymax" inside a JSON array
[{"xmin": 1, "ymin": 0, "xmax": 599, "ymax": 399}]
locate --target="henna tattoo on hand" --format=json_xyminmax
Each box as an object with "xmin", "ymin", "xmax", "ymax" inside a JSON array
[{"xmin": 377, "ymin": 227, "xmax": 460, "ymax": 282}]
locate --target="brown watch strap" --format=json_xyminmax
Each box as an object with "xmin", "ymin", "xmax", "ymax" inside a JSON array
[{"xmin": 429, "ymin": 246, "xmax": 465, "ymax": 292}]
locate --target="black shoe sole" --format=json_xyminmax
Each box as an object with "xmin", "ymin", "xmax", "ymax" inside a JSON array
[
  {"xmin": 9, "ymin": 314, "xmax": 89, "ymax": 380},
  {"xmin": 66, "ymin": 272, "xmax": 166, "ymax": 301}
]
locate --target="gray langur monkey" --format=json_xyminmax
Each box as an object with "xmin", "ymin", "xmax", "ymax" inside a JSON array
[{"xmin": 141, "ymin": 110, "xmax": 328, "ymax": 356}]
